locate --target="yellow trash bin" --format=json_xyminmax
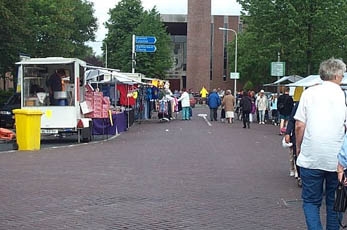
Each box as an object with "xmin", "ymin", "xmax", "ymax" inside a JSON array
[{"xmin": 13, "ymin": 109, "xmax": 43, "ymax": 151}]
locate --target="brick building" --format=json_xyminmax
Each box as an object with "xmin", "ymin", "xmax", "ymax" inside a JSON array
[{"xmin": 161, "ymin": 0, "xmax": 241, "ymax": 94}]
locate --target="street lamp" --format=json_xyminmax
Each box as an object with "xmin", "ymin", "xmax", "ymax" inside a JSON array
[{"xmin": 219, "ymin": 27, "xmax": 238, "ymax": 97}]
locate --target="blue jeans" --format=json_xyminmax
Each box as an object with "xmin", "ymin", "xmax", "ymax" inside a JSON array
[
  {"xmin": 182, "ymin": 107, "xmax": 190, "ymax": 120},
  {"xmin": 300, "ymin": 167, "xmax": 342, "ymax": 230},
  {"xmin": 258, "ymin": 110, "xmax": 265, "ymax": 123}
]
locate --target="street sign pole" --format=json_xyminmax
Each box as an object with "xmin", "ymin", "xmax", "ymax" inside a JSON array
[
  {"xmin": 132, "ymin": 35, "xmax": 157, "ymax": 73},
  {"xmin": 277, "ymin": 52, "xmax": 280, "ymax": 95},
  {"xmin": 132, "ymin": 34, "xmax": 136, "ymax": 73}
]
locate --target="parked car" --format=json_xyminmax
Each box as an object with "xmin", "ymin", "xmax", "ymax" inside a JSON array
[
  {"xmin": 0, "ymin": 93, "xmax": 21, "ymax": 128},
  {"xmin": 189, "ymin": 93, "xmax": 196, "ymax": 108}
]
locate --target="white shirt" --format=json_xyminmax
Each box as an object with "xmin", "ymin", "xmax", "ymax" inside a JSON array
[
  {"xmin": 294, "ymin": 81, "xmax": 347, "ymax": 171},
  {"xmin": 178, "ymin": 91, "xmax": 190, "ymax": 107},
  {"xmin": 256, "ymin": 95, "xmax": 268, "ymax": 111}
]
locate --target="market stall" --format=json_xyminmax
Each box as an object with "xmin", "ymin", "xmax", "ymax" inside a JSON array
[{"xmin": 84, "ymin": 68, "xmax": 143, "ymax": 135}]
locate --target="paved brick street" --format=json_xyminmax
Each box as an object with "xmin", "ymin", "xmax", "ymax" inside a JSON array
[{"xmin": 0, "ymin": 106, "xmax": 334, "ymax": 229}]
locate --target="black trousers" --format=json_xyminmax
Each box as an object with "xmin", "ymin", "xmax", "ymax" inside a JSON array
[{"xmin": 242, "ymin": 111, "xmax": 250, "ymax": 127}]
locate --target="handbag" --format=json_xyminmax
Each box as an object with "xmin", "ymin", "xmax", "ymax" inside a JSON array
[
  {"xmin": 333, "ymin": 173, "xmax": 347, "ymax": 228},
  {"xmin": 334, "ymin": 180, "xmax": 347, "ymax": 212}
]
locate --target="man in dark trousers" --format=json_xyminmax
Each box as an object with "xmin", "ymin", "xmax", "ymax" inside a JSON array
[
  {"xmin": 277, "ymin": 87, "xmax": 293, "ymax": 135},
  {"xmin": 207, "ymin": 89, "xmax": 221, "ymax": 121},
  {"xmin": 240, "ymin": 91, "xmax": 252, "ymax": 128},
  {"xmin": 284, "ymin": 101, "xmax": 301, "ymax": 186}
]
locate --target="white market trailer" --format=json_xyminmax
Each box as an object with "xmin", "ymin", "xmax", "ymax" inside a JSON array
[{"xmin": 16, "ymin": 57, "xmax": 92, "ymax": 142}]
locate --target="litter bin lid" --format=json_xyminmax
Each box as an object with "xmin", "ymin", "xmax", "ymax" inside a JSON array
[{"xmin": 13, "ymin": 109, "xmax": 43, "ymax": 115}]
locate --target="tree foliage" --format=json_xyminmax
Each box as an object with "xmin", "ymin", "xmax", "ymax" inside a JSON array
[
  {"xmin": 235, "ymin": 0, "xmax": 347, "ymax": 88},
  {"xmin": 0, "ymin": 0, "xmax": 31, "ymax": 74},
  {"xmin": 0, "ymin": 0, "xmax": 97, "ymax": 80},
  {"xmin": 105, "ymin": 0, "xmax": 173, "ymax": 78},
  {"xmin": 27, "ymin": 0, "xmax": 97, "ymax": 58}
]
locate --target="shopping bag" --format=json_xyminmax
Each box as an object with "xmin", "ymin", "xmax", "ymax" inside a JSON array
[
  {"xmin": 333, "ymin": 174, "xmax": 347, "ymax": 228},
  {"xmin": 333, "ymin": 180, "xmax": 347, "ymax": 212}
]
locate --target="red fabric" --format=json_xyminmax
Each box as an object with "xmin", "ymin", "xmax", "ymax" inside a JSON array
[{"xmin": 117, "ymin": 84, "xmax": 137, "ymax": 106}]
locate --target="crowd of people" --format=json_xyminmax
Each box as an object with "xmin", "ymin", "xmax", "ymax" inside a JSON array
[
  {"xmin": 198, "ymin": 86, "xmax": 294, "ymax": 132},
  {"xmin": 171, "ymin": 58, "xmax": 347, "ymax": 230}
]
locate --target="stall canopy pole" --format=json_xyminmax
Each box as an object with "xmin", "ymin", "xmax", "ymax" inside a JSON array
[
  {"xmin": 127, "ymin": 84, "xmax": 130, "ymax": 129},
  {"xmin": 277, "ymin": 52, "xmax": 281, "ymax": 95}
]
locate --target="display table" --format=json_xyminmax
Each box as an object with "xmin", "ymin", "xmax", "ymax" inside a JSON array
[{"xmin": 92, "ymin": 112, "xmax": 127, "ymax": 135}]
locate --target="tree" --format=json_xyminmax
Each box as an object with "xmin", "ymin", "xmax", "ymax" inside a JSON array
[
  {"xmin": 235, "ymin": 0, "xmax": 347, "ymax": 88},
  {"xmin": 0, "ymin": 0, "xmax": 31, "ymax": 77},
  {"xmin": 0, "ymin": 0, "xmax": 98, "ymax": 84},
  {"xmin": 27, "ymin": 0, "xmax": 97, "ymax": 58},
  {"xmin": 105, "ymin": 0, "xmax": 173, "ymax": 77},
  {"xmin": 133, "ymin": 9, "xmax": 173, "ymax": 78}
]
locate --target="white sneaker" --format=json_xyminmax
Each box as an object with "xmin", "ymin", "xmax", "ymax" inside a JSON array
[
  {"xmin": 294, "ymin": 171, "xmax": 298, "ymax": 178},
  {"xmin": 289, "ymin": 171, "xmax": 295, "ymax": 177}
]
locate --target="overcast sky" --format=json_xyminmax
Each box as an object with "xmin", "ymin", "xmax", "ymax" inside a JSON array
[{"xmin": 88, "ymin": 0, "xmax": 242, "ymax": 55}]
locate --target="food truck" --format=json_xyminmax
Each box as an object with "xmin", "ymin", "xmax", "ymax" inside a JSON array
[{"xmin": 16, "ymin": 57, "xmax": 92, "ymax": 142}]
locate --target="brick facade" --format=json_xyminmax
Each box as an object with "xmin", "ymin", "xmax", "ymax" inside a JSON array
[
  {"xmin": 186, "ymin": 0, "xmax": 211, "ymax": 92},
  {"xmin": 163, "ymin": 1, "xmax": 240, "ymax": 95}
]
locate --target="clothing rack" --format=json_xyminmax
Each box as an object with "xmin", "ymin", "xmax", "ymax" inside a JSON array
[{"xmin": 157, "ymin": 98, "xmax": 171, "ymax": 122}]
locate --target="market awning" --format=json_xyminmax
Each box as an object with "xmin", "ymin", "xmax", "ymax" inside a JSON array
[
  {"xmin": 263, "ymin": 75, "xmax": 303, "ymax": 86},
  {"xmin": 85, "ymin": 69, "xmax": 144, "ymax": 85},
  {"xmin": 112, "ymin": 72, "xmax": 143, "ymax": 85},
  {"xmin": 286, "ymin": 75, "xmax": 321, "ymax": 87},
  {"xmin": 85, "ymin": 69, "xmax": 111, "ymax": 82},
  {"xmin": 16, "ymin": 57, "xmax": 86, "ymax": 65},
  {"xmin": 286, "ymin": 73, "xmax": 347, "ymax": 87}
]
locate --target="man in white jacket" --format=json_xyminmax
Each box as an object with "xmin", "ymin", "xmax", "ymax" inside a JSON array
[{"xmin": 256, "ymin": 89, "xmax": 268, "ymax": 124}]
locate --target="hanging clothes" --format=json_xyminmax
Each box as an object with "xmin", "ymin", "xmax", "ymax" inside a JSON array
[
  {"xmin": 116, "ymin": 84, "xmax": 137, "ymax": 106},
  {"xmin": 152, "ymin": 86, "xmax": 159, "ymax": 99}
]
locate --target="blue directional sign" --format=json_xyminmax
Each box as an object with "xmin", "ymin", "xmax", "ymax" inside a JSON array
[
  {"xmin": 136, "ymin": 45, "xmax": 157, "ymax": 53},
  {"xmin": 135, "ymin": 36, "xmax": 157, "ymax": 44}
]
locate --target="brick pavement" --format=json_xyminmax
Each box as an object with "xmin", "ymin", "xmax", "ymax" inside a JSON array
[{"xmin": 0, "ymin": 106, "xmax": 337, "ymax": 229}]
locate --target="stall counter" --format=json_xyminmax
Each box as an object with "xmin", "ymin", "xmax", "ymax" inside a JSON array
[{"xmin": 92, "ymin": 112, "xmax": 127, "ymax": 135}]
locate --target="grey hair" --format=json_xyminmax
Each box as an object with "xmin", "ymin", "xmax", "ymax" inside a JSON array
[
  {"xmin": 319, "ymin": 58, "xmax": 346, "ymax": 81},
  {"xmin": 226, "ymin": 89, "xmax": 231, "ymax": 95}
]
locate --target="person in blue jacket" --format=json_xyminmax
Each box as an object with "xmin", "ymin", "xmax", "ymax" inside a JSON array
[{"xmin": 207, "ymin": 89, "xmax": 221, "ymax": 121}]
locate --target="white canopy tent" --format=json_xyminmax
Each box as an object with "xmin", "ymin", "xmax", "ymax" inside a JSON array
[
  {"xmin": 85, "ymin": 69, "xmax": 143, "ymax": 85},
  {"xmin": 286, "ymin": 73, "xmax": 347, "ymax": 87},
  {"xmin": 263, "ymin": 75, "xmax": 303, "ymax": 86}
]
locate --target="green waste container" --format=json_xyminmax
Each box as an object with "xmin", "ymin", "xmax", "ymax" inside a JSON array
[{"xmin": 13, "ymin": 109, "xmax": 43, "ymax": 151}]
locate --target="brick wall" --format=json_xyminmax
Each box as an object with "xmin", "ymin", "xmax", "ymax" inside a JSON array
[{"xmin": 186, "ymin": 0, "xmax": 211, "ymax": 92}]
